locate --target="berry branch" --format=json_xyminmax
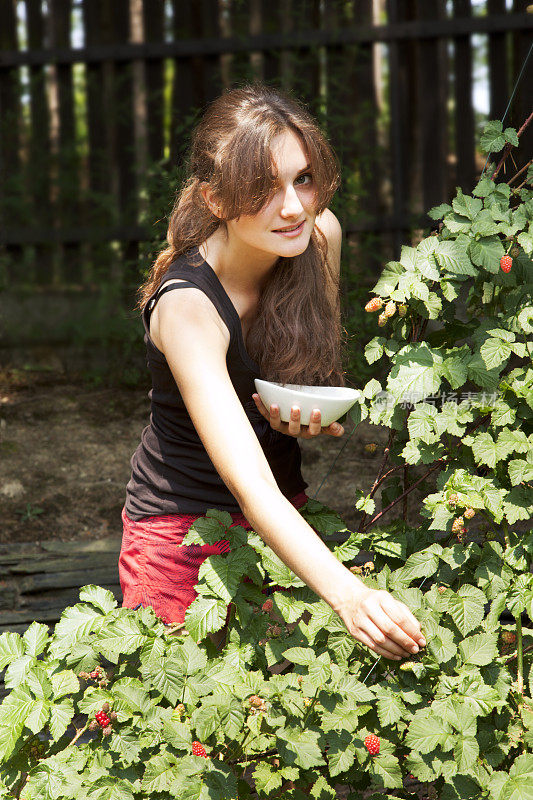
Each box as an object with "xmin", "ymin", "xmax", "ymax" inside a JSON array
[
  {"xmin": 492, "ymin": 108, "xmax": 533, "ymax": 180},
  {"xmin": 507, "ymin": 158, "xmax": 532, "ymax": 186}
]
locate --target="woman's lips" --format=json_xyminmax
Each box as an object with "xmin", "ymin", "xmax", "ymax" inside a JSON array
[{"xmin": 273, "ymin": 220, "xmax": 305, "ymax": 237}]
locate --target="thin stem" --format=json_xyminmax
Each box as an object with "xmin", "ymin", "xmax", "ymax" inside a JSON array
[
  {"xmin": 507, "ymin": 158, "xmax": 532, "ymax": 186},
  {"xmin": 68, "ymin": 723, "xmax": 89, "ymax": 748},
  {"xmin": 362, "ymin": 460, "xmax": 443, "ymax": 532},
  {"xmin": 517, "ymin": 614, "xmax": 524, "ymax": 696}
]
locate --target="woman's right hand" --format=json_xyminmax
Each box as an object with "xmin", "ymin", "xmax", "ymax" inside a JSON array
[{"xmin": 334, "ymin": 580, "xmax": 426, "ymax": 660}]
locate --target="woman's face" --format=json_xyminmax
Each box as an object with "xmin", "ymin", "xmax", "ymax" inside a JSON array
[{"xmin": 225, "ymin": 129, "xmax": 318, "ymax": 260}]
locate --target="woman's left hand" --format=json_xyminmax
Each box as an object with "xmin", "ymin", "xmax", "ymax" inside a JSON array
[{"xmin": 252, "ymin": 394, "xmax": 344, "ymax": 439}]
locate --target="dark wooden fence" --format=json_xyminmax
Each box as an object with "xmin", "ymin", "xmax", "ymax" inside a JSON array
[{"xmin": 0, "ymin": 0, "xmax": 532, "ymax": 293}]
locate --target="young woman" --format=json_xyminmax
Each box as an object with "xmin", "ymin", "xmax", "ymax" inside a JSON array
[{"xmin": 119, "ymin": 83, "xmax": 426, "ymax": 661}]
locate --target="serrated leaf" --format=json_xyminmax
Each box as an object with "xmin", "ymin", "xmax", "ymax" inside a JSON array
[
  {"xmin": 276, "ymin": 726, "xmax": 325, "ymax": 769},
  {"xmin": 372, "ymin": 753, "xmax": 403, "ymax": 789},
  {"xmin": 469, "ymin": 235, "xmax": 505, "ymax": 272},
  {"xmin": 459, "ymin": 633, "xmax": 498, "ymax": 666},
  {"xmin": 447, "ymin": 585, "xmax": 486, "ymax": 636},
  {"xmin": 22, "ymin": 621, "xmax": 49, "ymax": 658},
  {"xmin": 185, "ymin": 596, "xmax": 227, "ymax": 641},
  {"xmin": 253, "ymin": 761, "xmax": 283, "ymax": 794},
  {"xmin": 78, "ymin": 585, "xmax": 118, "ymax": 614},
  {"xmin": 0, "ymin": 632, "xmax": 23, "ymax": 670},
  {"xmin": 405, "ymin": 711, "xmax": 452, "ymax": 754},
  {"xmin": 49, "ymin": 699, "xmax": 74, "ymax": 741}
]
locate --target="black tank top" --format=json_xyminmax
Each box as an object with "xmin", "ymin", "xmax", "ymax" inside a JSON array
[{"xmin": 124, "ymin": 246, "xmax": 307, "ymax": 520}]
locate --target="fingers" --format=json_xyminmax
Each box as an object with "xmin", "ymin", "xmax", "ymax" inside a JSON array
[
  {"xmin": 364, "ymin": 603, "xmax": 421, "ymax": 656},
  {"xmin": 354, "ymin": 628, "xmax": 404, "ymax": 661},
  {"xmin": 378, "ymin": 593, "xmax": 426, "ymax": 648},
  {"xmin": 357, "ymin": 618, "xmax": 409, "ymax": 658},
  {"xmin": 251, "ymin": 395, "xmax": 343, "ymax": 438}
]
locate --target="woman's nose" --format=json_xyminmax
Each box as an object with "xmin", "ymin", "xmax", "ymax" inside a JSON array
[{"xmin": 280, "ymin": 184, "xmax": 304, "ymax": 218}]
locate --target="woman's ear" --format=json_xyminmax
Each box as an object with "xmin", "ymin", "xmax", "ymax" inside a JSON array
[{"xmin": 200, "ymin": 184, "xmax": 221, "ymax": 217}]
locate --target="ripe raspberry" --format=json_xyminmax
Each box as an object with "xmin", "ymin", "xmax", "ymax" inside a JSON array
[
  {"xmin": 451, "ymin": 516, "xmax": 465, "ymax": 533},
  {"xmin": 502, "ymin": 631, "xmax": 516, "ymax": 644},
  {"xmin": 378, "ymin": 313, "xmax": 387, "ymax": 327},
  {"xmin": 464, "ymin": 507, "xmax": 475, "ymax": 519},
  {"xmin": 365, "ymin": 297, "xmax": 383, "ymax": 313},
  {"xmin": 192, "ymin": 741, "xmax": 208, "ymax": 758},
  {"xmin": 95, "ymin": 712, "xmax": 110, "ymax": 728},
  {"xmin": 384, "ymin": 300, "xmax": 396, "ymax": 318},
  {"xmin": 437, "ymin": 586, "xmax": 447, "ymax": 594},
  {"xmin": 261, "ymin": 599, "xmax": 273, "ymax": 613},
  {"xmin": 364, "ymin": 734, "xmax": 380, "ymax": 756},
  {"xmin": 500, "ymin": 255, "xmax": 512, "ymax": 273}
]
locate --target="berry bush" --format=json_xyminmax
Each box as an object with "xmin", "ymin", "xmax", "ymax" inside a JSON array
[{"xmin": 0, "ymin": 118, "xmax": 531, "ymax": 799}]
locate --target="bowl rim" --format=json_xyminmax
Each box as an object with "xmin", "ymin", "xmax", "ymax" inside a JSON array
[{"xmin": 254, "ymin": 378, "xmax": 362, "ymax": 402}]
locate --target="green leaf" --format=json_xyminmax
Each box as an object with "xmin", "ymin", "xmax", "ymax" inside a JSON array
[
  {"xmin": 78, "ymin": 584, "xmax": 118, "ymax": 614},
  {"xmin": 454, "ymin": 735, "xmax": 479, "ymax": 772},
  {"xmin": 376, "ymin": 693, "xmax": 406, "ymax": 727},
  {"xmin": 97, "ymin": 617, "xmax": 148, "ymax": 662},
  {"xmin": 326, "ymin": 729, "xmax": 355, "ymax": 777},
  {"xmin": 185, "ymin": 596, "xmax": 228, "ymax": 641},
  {"xmin": 365, "ymin": 337, "xmax": 385, "ymax": 364},
  {"xmin": 276, "ymin": 726, "xmax": 326, "ymax": 769},
  {"xmin": 428, "ymin": 202, "xmax": 452, "ymax": 219},
  {"xmin": 405, "ymin": 711, "xmax": 451, "ymax": 754},
  {"xmin": 372, "ymin": 261, "xmax": 403, "ymax": 295},
  {"xmin": 387, "ymin": 343, "xmax": 443, "ymax": 404},
  {"xmin": 447, "ymin": 585, "xmax": 486, "ymax": 636},
  {"xmin": 435, "ymin": 239, "xmax": 477, "ymax": 276},
  {"xmin": 469, "ymin": 235, "xmax": 505, "ymax": 272},
  {"xmin": 143, "ymin": 656, "xmax": 185, "ymax": 705},
  {"xmin": 0, "ymin": 632, "xmax": 23, "ymax": 670},
  {"xmin": 427, "ymin": 626, "xmax": 457, "ymax": 665},
  {"xmin": 49, "ymin": 699, "xmax": 74, "ymax": 741},
  {"xmin": 480, "ymin": 119, "xmax": 506, "ymax": 153},
  {"xmin": 400, "ymin": 544, "xmax": 442, "ymax": 581},
  {"xmin": 480, "ymin": 337, "xmax": 512, "ymax": 370},
  {"xmin": 253, "ymin": 761, "xmax": 283, "ymax": 794},
  {"xmin": 498, "ymin": 752, "xmax": 533, "ymax": 800},
  {"xmin": 199, "ymin": 548, "xmax": 257, "ymax": 604},
  {"xmin": 372, "ymin": 754, "xmax": 403, "ymax": 790},
  {"xmin": 452, "ymin": 189, "xmax": 483, "ymax": 220},
  {"xmin": 50, "ymin": 669, "xmax": 80, "ymax": 700},
  {"xmin": 459, "ymin": 633, "xmax": 498, "ymax": 666},
  {"xmin": 22, "ymin": 621, "xmax": 49, "ymax": 658}
]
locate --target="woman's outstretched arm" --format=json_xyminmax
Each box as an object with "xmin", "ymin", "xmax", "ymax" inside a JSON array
[{"xmin": 156, "ymin": 286, "xmax": 426, "ymax": 660}]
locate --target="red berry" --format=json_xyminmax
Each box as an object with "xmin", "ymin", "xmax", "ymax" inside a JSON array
[
  {"xmin": 364, "ymin": 734, "xmax": 380, "ymax": 756},
  {"xmin": 502, "ymin": 631, "xmax": 516, "ymax": 644},
  {"xmin": 192, "ymin": 740, "xmax": 208, "ymax": 758},
  {"xmin": 500, "ymin": 255, "xmax": 512, "ymax": 273},
  {"xmin": 261, "ymin": 599, "xmax": 273, "ymax": 613}
]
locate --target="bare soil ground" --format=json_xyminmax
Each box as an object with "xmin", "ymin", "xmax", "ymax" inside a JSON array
[{"xmin": 0, "ymin": 366, "xmax": 429, "ymax": 545}]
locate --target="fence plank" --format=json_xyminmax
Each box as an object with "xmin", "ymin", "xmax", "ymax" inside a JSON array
[
  {"xmin": 112, "ymin": 0, "xmax": 139, "ymax": 285},
  {"xmin": 170, "ymin": 0, "xmax": 195, "ymax": 167},
  {"xmin": 25, "ymin": 0, "xmax": 54, "ymax": 284},
  {"xmin": 143, "ymin": 0, "xmax": 165, "ymax": 164},
  {"xmin": 0, "ymin": 0, "xmax": 22, "ymax": 281},
  {"xmin": 3, "ymin": 14, "xmax": 532, "ymax": 68},
  {"xmin": 49, "ymin": 0, "xmax": 82, "ymax": 283},
  {"xmin": 510, "ymin": 0, "xmax": 533, "ymax": 171},
  {"xmin": 453, "ymin": 0, "xmax": 476, "ymax": 193},
  {"xmin": 82, "ymin": 0, "xmax": 114, "ymax": 283},
  {"xmin": 488, "ymin": 0, "xmax": 509, "ymax": 121},
  {"xmin": 416, "ymin": 0, "xmax": 448, "ymax": 213}
]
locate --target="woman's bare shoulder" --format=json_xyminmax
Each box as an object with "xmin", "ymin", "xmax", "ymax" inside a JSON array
[{"xmin": 315, "ymin": 208, "xmax": 342, "ymax": 278}]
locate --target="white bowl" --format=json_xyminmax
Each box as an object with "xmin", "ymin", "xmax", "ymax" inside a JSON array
[{"xmin": 254, "ymin": 379, "xmax": 362, "ymax": 427}]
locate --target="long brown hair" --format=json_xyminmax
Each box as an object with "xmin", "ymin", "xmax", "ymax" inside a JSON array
[{"xmin": 138, "ymin": 82, "xmax": 346, "ymax": 386}]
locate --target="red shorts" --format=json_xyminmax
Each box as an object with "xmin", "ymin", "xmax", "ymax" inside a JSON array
[{"xmin": 119, "ymin": 490, "xmax": 309, "ymax": 625}]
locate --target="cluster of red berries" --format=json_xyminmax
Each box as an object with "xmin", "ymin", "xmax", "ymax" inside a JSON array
[
  {"xmin": 364, "ymin": 734, "xmax": 380, "ymax": 756},
  {"xmin": 78, "ymin": 666, "xmax": 109, "ymax": 687},
  {"xmin": 192, "ymin": 740, "xmax": 208, "ymax": 758},
  {"xmin": 261, "ymin": 599, "xmax": 273, "ymax": 613},
  {"xmin": 88, "ymin": 702, "xmax": 117, "ymax": 736}
]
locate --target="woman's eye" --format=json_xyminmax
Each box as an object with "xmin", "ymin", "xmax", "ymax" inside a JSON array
[{"xmin": 295, "ymin": 173, "xmax": 313, "ymax": 186}]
